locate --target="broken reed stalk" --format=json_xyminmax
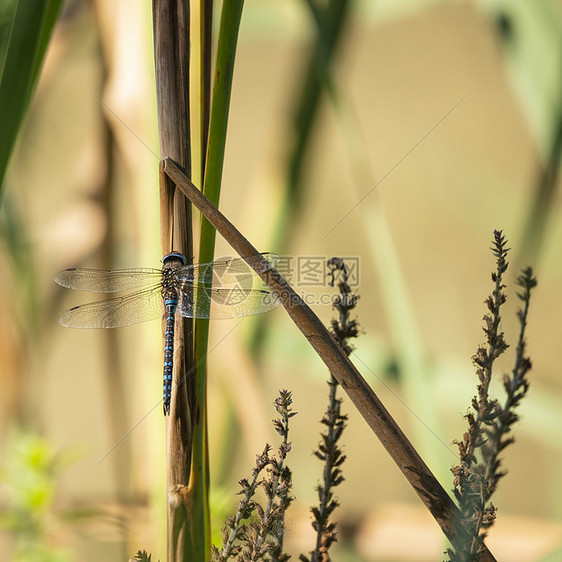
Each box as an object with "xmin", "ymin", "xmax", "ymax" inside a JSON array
[{"xmin": 162, "ymin": 157, "xmax": 497, "ymax": 561}]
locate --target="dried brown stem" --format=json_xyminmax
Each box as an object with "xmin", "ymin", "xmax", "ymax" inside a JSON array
[
  {"xmin": 163, "ymin": 157, "xmax": 496, "ymax": 560},
  {"xmin": 152, "ymin": 1, "xmax": 195, "ymax": 558}
]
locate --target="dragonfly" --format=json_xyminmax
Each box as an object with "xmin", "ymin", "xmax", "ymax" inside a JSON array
[{"xmin": 55, "ymin": 252, "xmax": 280, "ymax": 414}]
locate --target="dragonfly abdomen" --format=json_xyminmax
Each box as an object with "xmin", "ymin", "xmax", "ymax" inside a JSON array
[
  {"xmin": 162, "ymin": 295, "xmax": 178, "ymax": 415},
  {"xmin": 161, "ymin": 253, "xmax": 187, "ymax": 415}
]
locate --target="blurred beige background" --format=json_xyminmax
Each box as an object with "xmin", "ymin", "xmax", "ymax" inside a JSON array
[{"xmin": 1, "ymin": 0, "xmax": 561, "ymax": 560}]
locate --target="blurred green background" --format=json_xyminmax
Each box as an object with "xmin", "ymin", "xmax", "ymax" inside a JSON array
[{"xmin": 0, "ymin": 0, "xmax": 561, "ymax": 560}]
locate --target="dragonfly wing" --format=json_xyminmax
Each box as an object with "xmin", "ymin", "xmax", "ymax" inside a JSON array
[
  {"xmin": 54, "ymin": 267, "xmax": 162, "ymax": 293},
  {"xmin": 59, "ymin": 286, "xmax": 163, "ymax": 328},
  {"xmin": 178, "ymin": 253, "xmax": 280, "ymax": 286},
  {"xmin": 177, "ymin": 284, "xmax": 279, "ymax": 319}
]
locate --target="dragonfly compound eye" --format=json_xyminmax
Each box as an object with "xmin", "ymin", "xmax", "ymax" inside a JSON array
[{"xmin": 162, "ymin": 252, "xmax": 188, "ymax": 267}]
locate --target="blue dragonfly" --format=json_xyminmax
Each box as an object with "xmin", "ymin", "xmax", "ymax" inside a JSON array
[{"xmin": 55, "ymin": 252, "xmax": 280, "ymax": 414}]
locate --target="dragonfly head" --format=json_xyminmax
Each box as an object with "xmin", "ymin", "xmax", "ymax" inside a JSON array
[{"xmin": 162, "ymin": 252, "xmax": 187, "ymax": 268}]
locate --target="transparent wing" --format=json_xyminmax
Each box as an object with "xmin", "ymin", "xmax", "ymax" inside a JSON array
[
  {"xmin": 177, "ymin": 284, "xmax": 279, "ymax": 319},
  {"xmin": 54, "ymin": 267, "xmax": 162, "ymax": 293},
  {"xmin": 178, "ymin": 253, "xmax": 279, "ymax": 286},
  {"xmin": 58, "ymin": 285, "xmax": 163, "ymax": 328}
]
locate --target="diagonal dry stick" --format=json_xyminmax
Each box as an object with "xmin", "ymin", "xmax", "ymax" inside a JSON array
[{"xmin": 163, "ymin": 156, "xmax": 496, "ymax": 561}]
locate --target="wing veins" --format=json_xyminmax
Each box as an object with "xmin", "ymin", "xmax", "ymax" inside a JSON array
[
  {"xmin": 59, "ymin": 285, "xmax": 163, "ymax": 328},
  {"xmin": 54, "ymin": 267, "xmax": 162, "ymax": 293}
]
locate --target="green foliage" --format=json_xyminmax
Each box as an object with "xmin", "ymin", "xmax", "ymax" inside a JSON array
[
  {"xmin": 0, "ymin": 431, "xmax": 71, "ymax": 562},
  {"xmin": 192, "ymin": 1, "xmax": 246, "ymax": 556},
  {"xmin": 0, "ymin": 0, "xmax": 63, "ymax": 199}
]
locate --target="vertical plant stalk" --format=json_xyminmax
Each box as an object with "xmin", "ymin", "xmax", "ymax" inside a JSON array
[
  {"xmin": 451, "ymin": 232, "xmax": 509, "ymax": 558},
  {"xmin": 200, "ymin": 0, "xmax": 213, "ymax": 176},
  {"xmin": 152, "ymin": 1, "xmax": 195, "ymax": 559},
  {"xmin": 482, "ymin": 267, "xmax": 536, "ymax": 480},
  {"xmin": 191, "ymin": 0, "xmax": 245, "ymax": 557},
  {"xmin": 450, "ymin": 231, "xmax": 537, "ymax": 561},
  {"xmin": 212, "ymin": 392, "xmax": 295, "ymax": 561},
  {"xmin": 163, "ymin": 158, "xmax": 498, "ymax": 561},
  {"xmin": 213, "ymin": 445, "xmax": 272, "ymax": 560},
  {"xmin": 242, "ymin": 391, "xmax": 294, "ymax": 561},
  {"xmin": 302, "ymin": 258, "xmax": 357, "ymax": 562}
]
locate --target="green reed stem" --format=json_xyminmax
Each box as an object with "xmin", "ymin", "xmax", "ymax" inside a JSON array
[{"xmin": 192, "ymin": 1, "xmax": 245, "ymax": 558}]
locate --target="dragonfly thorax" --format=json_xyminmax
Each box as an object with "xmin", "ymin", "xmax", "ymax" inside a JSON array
[{"xmin": 161, "ymin": 252, "xmax": 188, "ymax": 298}]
